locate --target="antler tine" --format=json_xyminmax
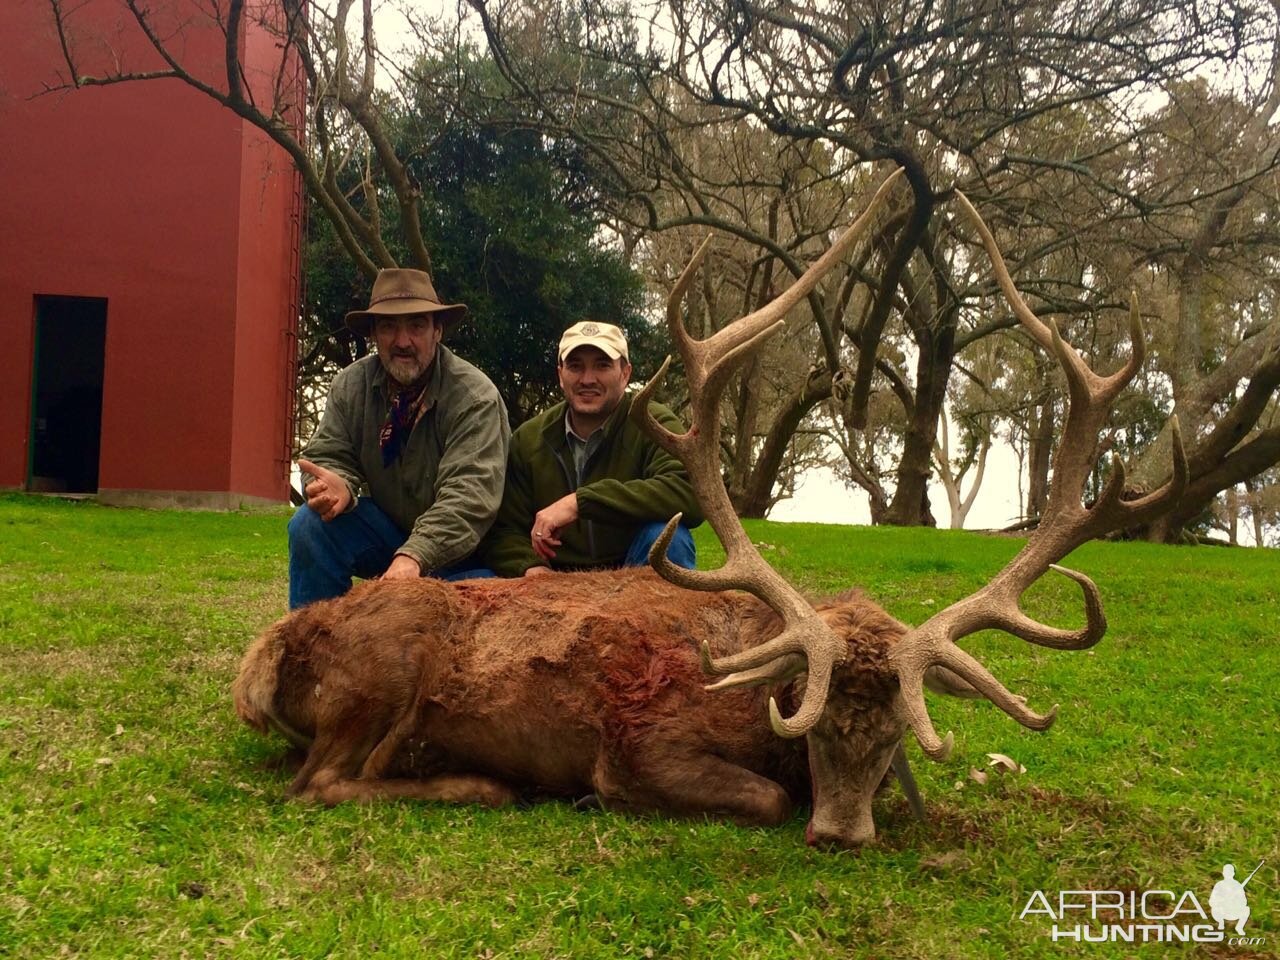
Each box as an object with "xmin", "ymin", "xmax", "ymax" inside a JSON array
[
  {"xmin": 1122, "ymin": 416, "xmax": 1189, "ymax": 515},
  {"xmin": 892, "ymin": 195, "xmax": 1188, "ymax": 762},
  {"xmin": 697, "ymin": 169, "xmax": 905, "ymax": 387},
  {"xmin": 1114, "ymin": 294, "xmax": 1147, "ymax": 389},
  {"xmin": 934, "ymin": 644, "xmax": 1060, "ymax": 731},
  {"xmin": 896, "ymin": 605, "xmax": 1067, "ymax": 762},
  {"xmin": 974, "ymin": 563, "xmax": 1108, "ymax": 651},
  {"xmin": 1019, "ymin": 564, "xmax": 1107, "ymax": 649},
  {"xmin": 955, "ymin": 191, "xmax": 1144, "ymax": 410},
  {"xmin": 897, "ymin": 652, "xmax": 956, "ymax": 760},
  {"xmin": 1078, "ymin": 417, "xmax": 1190, "ymax": 537},
  {"xmin": 632, "ymin": 168, "xmax": 905, "ymax": 738},
  {"xmin": 701, "ymin": 647, "xmax": 805, "ymax": 691},
  {"xmin": 665, "ymin": 234, "xmax": 714, "ymax": 352}
]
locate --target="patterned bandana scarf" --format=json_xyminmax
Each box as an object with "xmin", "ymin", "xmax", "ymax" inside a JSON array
[{"xmin": 379, "ymin": 382, "xmax": 430, "ymax": 466}]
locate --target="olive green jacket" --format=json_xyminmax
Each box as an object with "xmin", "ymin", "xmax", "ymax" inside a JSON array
[
  {"xmin": 300, "ymin": 347, "xmax": 510, "ymax": 572},
  {"xmin": 482, "ymin": 394, "xmax": 703, "ymax": 576}
]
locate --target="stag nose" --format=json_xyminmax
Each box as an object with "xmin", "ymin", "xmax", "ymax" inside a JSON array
[{"xmin": 805, "ymin": 811, "xmax": 876, "ymax": 849}]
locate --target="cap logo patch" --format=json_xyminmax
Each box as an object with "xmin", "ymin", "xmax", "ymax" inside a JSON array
[{"xmin": 580, "ymin": 323, "xmax": 600, "ymax": 335}]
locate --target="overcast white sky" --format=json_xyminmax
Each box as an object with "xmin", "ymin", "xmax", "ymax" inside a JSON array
[{"xmin": 770, "ymin": 443, "xmax": 1025, "ymax": 529}]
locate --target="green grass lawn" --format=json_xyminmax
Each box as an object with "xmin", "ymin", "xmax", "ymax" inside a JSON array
[{"xmin": 1, "ymin": 493, "xmax": 1275, "ymax": 959}]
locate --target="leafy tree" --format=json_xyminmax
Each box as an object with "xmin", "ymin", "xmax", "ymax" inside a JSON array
[{"xmin": 298, "ymin": 67, "xmax": 649, "ymax": 429}]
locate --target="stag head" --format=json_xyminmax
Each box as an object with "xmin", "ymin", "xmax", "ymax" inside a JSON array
[{"xmin": 632, "ymin": 172, "xmax": 1187, "ymax": 846}]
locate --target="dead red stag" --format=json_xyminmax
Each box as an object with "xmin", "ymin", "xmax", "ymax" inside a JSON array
[{"xmin": 234, "ymin": 174, "xmax": 1186, "ymax": 847}]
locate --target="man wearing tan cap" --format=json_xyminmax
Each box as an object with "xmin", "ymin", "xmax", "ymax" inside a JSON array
[
  {"xmin": 482, "ymin": 320, "xmax": 700, "ymax": 576},
  {"xmin": 288, "ymin": 268, "xmax": 510, "ymax": 608}
]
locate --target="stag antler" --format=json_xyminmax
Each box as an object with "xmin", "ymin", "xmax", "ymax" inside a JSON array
[
  {"xmin": 632, "ymin": 169, "xmax": 905, "ymax": 737},
  {"xmin": 890, "ymin": 191, "xmax": 1190, "ymax": 760}
]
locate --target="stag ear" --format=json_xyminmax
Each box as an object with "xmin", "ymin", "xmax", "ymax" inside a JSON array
[{"xmin": 923, "ymin": 665, "xmax": 981, "ymax": 699}]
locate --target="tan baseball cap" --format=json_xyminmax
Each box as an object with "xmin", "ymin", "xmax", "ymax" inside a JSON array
[{"xmin": 558, "ymin": 321, "xmax": 629, "ymax": 363}]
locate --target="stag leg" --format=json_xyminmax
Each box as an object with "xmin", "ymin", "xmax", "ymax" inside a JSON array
[
  {"xmin": 289, "ymin": 724, "xmax": 517, "ymax": 808},
  {"xmin": 596, "ymin": 748, "xmax": 793, "ymax": 827},
  {"xmin": 286, "ymin": 704, "xmax": 406, "ymax": 798},
  {"xmin": 286, "ymin": 728, "xmax": 351, "ymax": 798},
  {"xmin": 358, "ymin": 693, "xmax": 424, "ymax": 780},
  {"xmin": 303, "ymin": 772, "xmax": 517, "ymax": 808},
  {"xmin": 285, "ymin": 685, "xmax": 517, "ymax": 809}
]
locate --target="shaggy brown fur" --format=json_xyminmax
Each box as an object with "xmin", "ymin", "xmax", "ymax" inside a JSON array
[{"xmin": 233, "ymin": 568, "xmax": 910, "ymax": 846}]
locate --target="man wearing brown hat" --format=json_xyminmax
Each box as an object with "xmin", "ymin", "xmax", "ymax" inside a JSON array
[
  {"xmin": 482, "ymin": 320, "xmax": 700, "ymax": 577},
  {"xmin": 289, "ymin": 268, "xmax": 510, "ymax": 608}
]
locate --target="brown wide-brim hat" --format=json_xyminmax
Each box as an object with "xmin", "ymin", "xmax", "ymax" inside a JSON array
[{"xmin": 344, "ymin": 267, "xmax": 468, "ymax": 337}]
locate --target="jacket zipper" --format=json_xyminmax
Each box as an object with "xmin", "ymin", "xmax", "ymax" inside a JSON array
[{"xmin": 545, "ymin": 438, "xmax": 599, "ymax": 563}]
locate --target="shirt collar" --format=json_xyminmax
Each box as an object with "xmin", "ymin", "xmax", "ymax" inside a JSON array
[{"xmin": 564, "ymin": 411, "xmax": 594, "ymax": 445}]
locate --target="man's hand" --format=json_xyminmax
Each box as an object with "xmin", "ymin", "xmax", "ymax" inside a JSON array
[
  {"xmin": 383, "ymin": 554, "xmax": 422, "ymax": 580},
  {"xmin": 523, "ymin": 565, "xmax": 554, "ymax": 578},
  {"xmin": 297, "ymin": 458, "xmax": 352, "ymax": 521},
  {"xmin": 531, "ymin": 493, "xmax": 578, "ymax": 561}
]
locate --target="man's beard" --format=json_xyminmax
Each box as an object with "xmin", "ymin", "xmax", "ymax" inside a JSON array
[{"xmin": 381, "ymin": 351, "xmax": 429, "ymax": 387}]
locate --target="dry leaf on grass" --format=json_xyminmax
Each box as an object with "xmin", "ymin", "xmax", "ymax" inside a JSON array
[{"xmin": 986, "ymin": 752, "xmax": 1026, "ymax": 775}]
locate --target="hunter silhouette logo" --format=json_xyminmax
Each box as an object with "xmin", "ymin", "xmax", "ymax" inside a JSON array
[
  {"xmin": 1211, "ymin": 862, "xmax": 1263, "ymax": 936},
  {"xmin": 1019, "ymin": 859, "xmax": 1266, "ymax": 946}
]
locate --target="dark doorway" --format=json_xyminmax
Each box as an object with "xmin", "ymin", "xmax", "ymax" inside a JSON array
[{"xmin": 29, "ymin": 296, "xmax": 108, "ymax": 494}]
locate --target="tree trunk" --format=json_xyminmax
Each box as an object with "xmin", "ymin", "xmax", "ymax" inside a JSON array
[
  {"xmin": 732, "ymin": 370, "xmax": 833, "ymax": 518},
  {"xmin": 1143, "ymin": 425, "xmax": 1280, "ymax": 542},
  {"xmin": 884, "ymin": 322, "xmax": 954, "ymax": 526},
  {"xmin": 834, "ymin": 418, "xmax": 891, "ymax": 524},
  {"xmin": 1135, "ymin": 333, "xmax": 1280, "ymax": 541},
  {"xmin": 867, "ymin": 486, "xmax": 890, "ymax": 526},
  {"xmin": 933, "ymin": 407, "xmax": 990, "ymax": 529},
  {"xmin": 890, "ymin": 350, "xmax": 952, "ymax": 527},
  {"xmin": 1247, "ymin": 476, "xmax": 1265, "ymax": 548},
  {"xmin": 726, "ymin": 354, "xmax": 763, "ymax": 507},
  {"xmin": 1026, "ymin": 383, "xmax": 1054, "ymax": 520}
]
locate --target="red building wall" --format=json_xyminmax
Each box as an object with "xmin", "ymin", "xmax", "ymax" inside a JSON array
[{"xmin": 0, "ymin": 0, "xmax": 299, "ymax": 507}]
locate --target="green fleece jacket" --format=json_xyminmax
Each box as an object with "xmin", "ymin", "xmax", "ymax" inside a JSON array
[
  {"xmin": 299, "ymin": 347, "xmax": 510, "ymax": 572},
  {"xmin": 482, "ymin": 394, "xmax": 703, "ymax": 576}
]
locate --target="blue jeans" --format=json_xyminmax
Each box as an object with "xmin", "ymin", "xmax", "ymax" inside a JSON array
[
  {"xmin": 288, "ymin": 498, "xmax": 493, "ymax": 609},
  {"xmin": 623, "ymin": 520, "xmax": 696, "ymax": 570}
]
